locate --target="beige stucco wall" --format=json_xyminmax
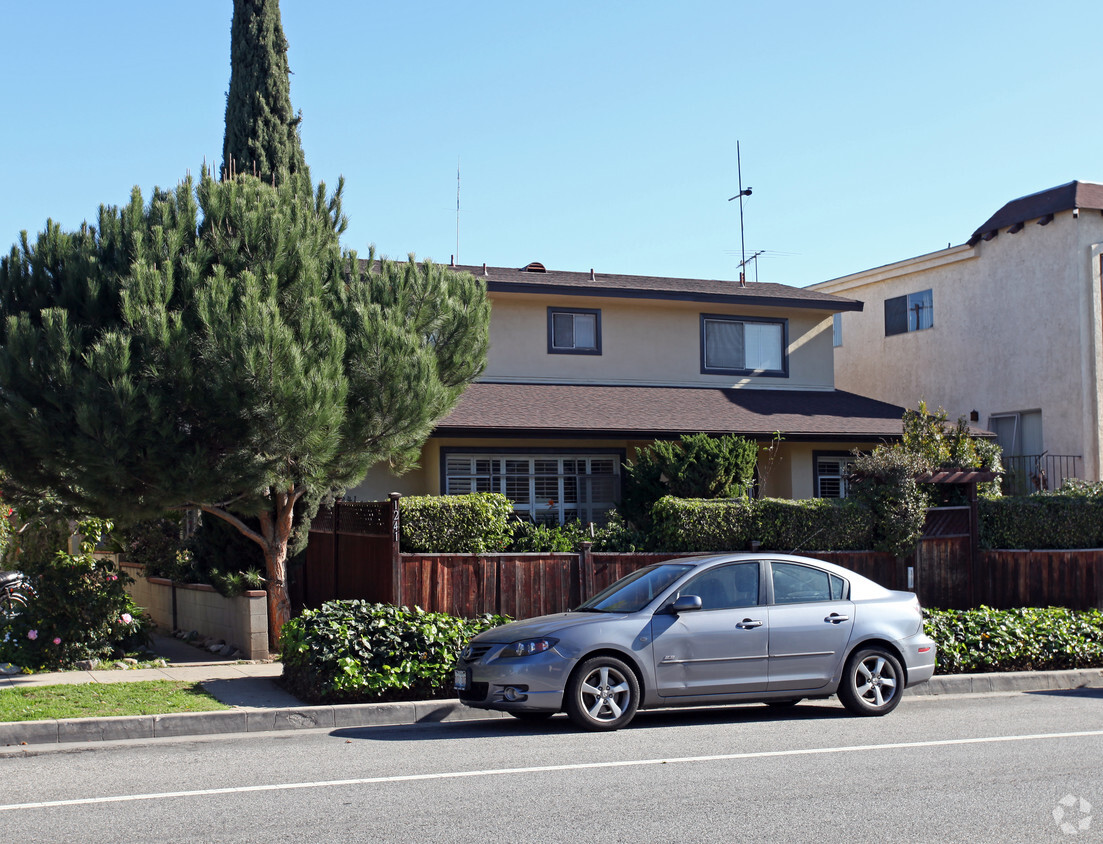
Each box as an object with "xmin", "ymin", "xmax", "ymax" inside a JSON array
[
  {"xmin": 347, "ymin": 436, "xmax": 873, "ymax": 502},
  {"xmin": 483, "ymin": 293, "xmax": 837, "ymax": 391},
  {"xmin": 812, "ymin": 210, "xmax": 1103, "ymax": 481}
]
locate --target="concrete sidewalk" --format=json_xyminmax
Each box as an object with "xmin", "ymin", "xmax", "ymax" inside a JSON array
[{"xmin": 1, "ymin": 637, "xmax": 1101, "ymax": 749}]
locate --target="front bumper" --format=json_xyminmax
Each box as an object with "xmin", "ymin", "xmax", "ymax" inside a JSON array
[{"xmin": 455, "ymin": 644, "xmax": 572, "ymax": 713}]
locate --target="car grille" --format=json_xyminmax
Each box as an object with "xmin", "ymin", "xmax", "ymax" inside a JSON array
[
  {"xmin": 460, "ymin": 644, "xmax": 493, "ymax": 663},
  {"xmin": 458, "ymin": 682, "xmax": 488, "ymax": 702}
]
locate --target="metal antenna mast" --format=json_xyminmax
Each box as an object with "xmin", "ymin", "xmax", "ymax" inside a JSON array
[
  {"xmin": 456, "ymin": 158, "xmax": 461, "ymax": 265},
  {"xmin": 728, "ymin": 141, "xmax": 752, "ymax": 287}
]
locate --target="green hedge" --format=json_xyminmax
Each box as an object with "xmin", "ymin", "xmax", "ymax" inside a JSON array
[
  {"xmin": 924, "ymin": 607, "xmax": 1103, "ymax": 674},
  {"xmin": 280, "ymin": 601, "xmax": 509, "ymax": 703},
  {"xmin": 400, "ymin": 493, "xmax": 514, "ymax": 553},
  {"xmin": 979, "ymin": 497, "xmax": 1103, "ymax": 550},
  {"xmin": 650, "ymin": 496, "xmax": 874, "ymax": 552}
]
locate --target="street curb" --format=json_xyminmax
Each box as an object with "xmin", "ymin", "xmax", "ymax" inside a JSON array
[{"xmin": 3, "ymin": 668, "xmax": 1101, "ymax": 748}]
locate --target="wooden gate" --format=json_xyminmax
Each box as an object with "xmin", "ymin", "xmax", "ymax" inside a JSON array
[{"xmin": 294, "ymin": 497, "xmax": 400, "ymax": 611}]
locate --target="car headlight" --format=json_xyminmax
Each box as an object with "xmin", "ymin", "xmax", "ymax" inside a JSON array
[{"xmin": 499, "ymin": 638, "xmax": 559, "ymax": 658}]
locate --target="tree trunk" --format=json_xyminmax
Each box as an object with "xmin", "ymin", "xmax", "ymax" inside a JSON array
[{"xmin": 203, "ymin": 486, "xmax": 301, "ymax": 653}]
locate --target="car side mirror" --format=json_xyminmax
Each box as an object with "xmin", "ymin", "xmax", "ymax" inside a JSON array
[{"xmin": 669, "ymin": 594, "xmax": 703, "ymax": 614}]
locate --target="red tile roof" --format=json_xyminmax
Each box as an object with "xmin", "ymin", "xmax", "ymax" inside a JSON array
[{"xmin": 436, "ymin": 382, "xmax": 905, "ymax": 441}]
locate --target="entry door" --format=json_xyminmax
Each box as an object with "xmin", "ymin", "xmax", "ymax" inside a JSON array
[
  {"xmin": 766, "ymin": 562, "xmax": 854, "ymax": 691},
  {"xmin": 651, "ymin": 562, "xmax": 769, "ymax": 697}
]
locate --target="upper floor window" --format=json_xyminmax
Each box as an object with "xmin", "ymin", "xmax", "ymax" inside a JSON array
[
  {"xmin": 700, "ymin": 314, "xmax": 787, "ymax": 376},
  {"xmin": 548, "ymin": 307, "xmax": 601, "ymax": 355},
  {"xmin": 884, "ymin": 289, "xmax": 933, "ymax": 336},
  {"xmin": 832, "ymin": 313, "xmax": 843, "ymax": 347}
]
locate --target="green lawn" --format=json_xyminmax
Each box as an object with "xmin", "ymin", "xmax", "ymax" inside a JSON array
[{"xmin": 0, "ymin": 680, "xmax": 230, "ymax": 722}]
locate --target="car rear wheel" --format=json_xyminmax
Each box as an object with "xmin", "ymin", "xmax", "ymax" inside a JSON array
[
  {"xmin": 508, "ymin": 710, "xmax": 554, "ymax": 721},
  {"xmin": 565, "ymin": 656, "xmax": 639, "ymax": 731},
  {"xmin": 838, "ymin": 647, "xmax": 904, "ymax": 716}
]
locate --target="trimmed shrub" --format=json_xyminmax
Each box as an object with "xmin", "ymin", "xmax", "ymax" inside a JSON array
[
  {"xmin": 753, "ymin": 498, "xmax": 874, "ymax": 552},
  {"xmin": 590, "ymin": 510, "xmax": 649, "ymax": 552},
  {"xmin": 400, "ymin": 493, "xmax": 514, "ymax": 553},
  {"xmin": 650, "ymin": 496, "xmax": 758, "ymax": 552},
  {"xmin": 650, "ymin": 496, "xmax": 874, "ymax": 553},
  {"xmin": 280, "ymin": 601, "xmax": 509, "ymax": 703},
  {"xmin": 620, "ymin": 433, "xmax": 757, "ymax": 530},
  {"xmin": 925, "ymin": 606, "xmax": 1103, "ymax": 674},
  {"xmin": 980, "ymin": 491, "xmax": 1103, "ymax": 550}
]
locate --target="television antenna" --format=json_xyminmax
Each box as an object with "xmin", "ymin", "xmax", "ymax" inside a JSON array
[{"xmin": 727, "ymin": 141, "xmax": 752, "ymax": 287}]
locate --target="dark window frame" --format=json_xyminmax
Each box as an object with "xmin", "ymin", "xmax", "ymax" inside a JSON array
[
  {"xmin": 547, "ymin": 307, "xmax": 602, "ymax": 355},
  {"xmin": 884, "ymin": 289, "xmax": 933, "ymax": 336},
  {"xmin": 699, "ymin": 313, "xmax": 789, "ymax": 377}
]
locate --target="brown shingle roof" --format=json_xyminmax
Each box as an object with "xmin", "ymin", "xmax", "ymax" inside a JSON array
[
  {"xmin": 452, "ymin": 263, "xmax": 863, "ymax": 312},
  {"xmin": 969, "ymin": 181, "xmax": 1103, "ymax": 245},
  {"xmin": 436, "ymin": 382, "xmax": 905, "ymax": 441}
]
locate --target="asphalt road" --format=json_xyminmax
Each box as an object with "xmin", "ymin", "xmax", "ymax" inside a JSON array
[{"xmin": 1, "ymin": 690, "xmax": 1101, "ymax": 843}]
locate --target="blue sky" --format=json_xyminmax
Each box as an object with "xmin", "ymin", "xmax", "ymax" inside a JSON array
[{"xmin": 4, "ymin": 2, "xmax": 1101, "ymax": 287}]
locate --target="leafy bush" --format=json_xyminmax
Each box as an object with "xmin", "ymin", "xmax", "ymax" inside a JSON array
[
  {"xmin": 1, "ymin": 516, "xmax": 146, "ymax": 670},
  {"xmin": 650, "ymin": 496, "xmax": 757, "ymax": 552},
  {"xmin": 924, "ymin": 606, "xmax": 1103, "ymax": 674},
  {"xmin": 510, "ymin": 519, "xmax": 591, "ymax": 552},
  {"xmin": 280, "ymin": 601, "xmax": 509, "ymax": 703},
  {"xmin": 589, "ymin": 510, "xmax": 649, "ymax": 552},
  {"xmin": 620, "ymin": 433, "xmax": 757, "ymax": 529},
  {"xmin": 848, "ymin": 446, "xmax": 930, "ymax": 558},
  {"xmin": 400, "ymin": 493, "xmax": 514, "ymax": 553},
  {"xmin": 120, "ymin": 514, "xmax": 266, "ymax": 597},
  {"xmin": 753, "ymin": 498, "xmax": 874, "ymax": 552},
  {"xmin": 979, "ymin": 495, "xmax": 1103, "ymax": 549},
  {"xmin": 650, "ymin": 496, "xmax": 874, "ymax": 552}
]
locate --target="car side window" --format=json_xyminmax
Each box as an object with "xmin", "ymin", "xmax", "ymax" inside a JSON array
[
  {"xmin": 680, "ymin": 563, "xmax": 760, "ymax": 610},
  {"xmin": 771, "ymin": 562, "xmax": 836, "ymax": 604}
]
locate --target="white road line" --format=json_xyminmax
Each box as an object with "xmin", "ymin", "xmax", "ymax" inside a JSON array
[{"xmin": 3, "ymin": 729, "xmax": 1102, "ymax": 812}]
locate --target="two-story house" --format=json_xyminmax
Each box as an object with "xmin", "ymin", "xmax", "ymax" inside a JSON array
[
  {"xmin": 348, "ymin": 261, "xmax": 908, "ymax": 521},
  {"xmin": 811, "ymin": 181, "xmax": 1103, "ymax": 493}
]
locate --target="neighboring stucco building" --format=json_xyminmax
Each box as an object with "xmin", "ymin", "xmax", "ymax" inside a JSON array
[
  {"xmin": 348, "ymin": 261, "xmax": 907, "ymax": 520},
  {"xmin": 811, "ymin": 181, "xmax": 1103, "ymax": 492}
]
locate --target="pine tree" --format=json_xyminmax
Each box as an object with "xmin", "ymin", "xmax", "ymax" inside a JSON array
[
  {"xmin": 222, "ymin": 0, "xmax": 307, "ymax": 184},
  {"xmin": 0, "ymin": 171, "xmax": 490, "ymax": 643}
]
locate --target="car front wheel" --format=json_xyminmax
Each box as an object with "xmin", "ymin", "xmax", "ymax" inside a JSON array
[
  {"xmin": 565, "ymin": 656, "xmax": 639, "ymax": 731},
  {"xmin": 838, "ymin": 647, "xmax": 904, "ymax": 716}
]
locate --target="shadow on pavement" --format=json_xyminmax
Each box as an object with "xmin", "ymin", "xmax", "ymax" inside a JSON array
[
  {"xmin": 1026, "ymin": 687, "xmax": 1103, "ymax": 700},
  {"xmin": 331, "ymin": 701, "xmax": 847, "ymax": 742}
]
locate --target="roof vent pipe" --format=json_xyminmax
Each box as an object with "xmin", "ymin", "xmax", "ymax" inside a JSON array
[
  {"xmin": 450, "ymin": 254, "xmax": 455, "ymax": 267},
  {"xmin": 482, "ymin": 262, "xmax": 488, "ymax": 276},
  {"xmin": 590, "ymin": 268, "xmax": 595, "ymax": 281}
]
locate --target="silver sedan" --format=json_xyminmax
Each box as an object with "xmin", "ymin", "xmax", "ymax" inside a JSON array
[{"xmin": 454, "ymin": 553, "xmax": 936, "ymax": 730}]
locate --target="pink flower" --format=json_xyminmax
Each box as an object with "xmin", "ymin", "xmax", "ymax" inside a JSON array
[
  {"xmin": 27, "ymin": 630, "xmax": 37, "ymax": 641},
  {"xmin": 120, "ymin": 613, "xmax": 133, "ymax": 625},
  {"xmin": 52, "ymin": 637, "xmax": 61, "ymax": 645},
  {"xmin": 107, "ymin": 574, "xmax": 118, "ymax": 581}
]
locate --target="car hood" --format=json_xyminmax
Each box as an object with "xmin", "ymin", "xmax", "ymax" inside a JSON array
[{"xmin": 471, "ymin": 611, "xmax": 627, "ymax": 643}]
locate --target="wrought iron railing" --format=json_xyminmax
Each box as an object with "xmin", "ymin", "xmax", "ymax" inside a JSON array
[{"xmin": 1000, "ymin": 454, "xmax": 1082, "ymax": 496}]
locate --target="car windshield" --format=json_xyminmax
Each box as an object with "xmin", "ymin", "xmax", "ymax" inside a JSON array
[{"xmin": 575, "ymin": 564, "xmax": 695, "ymax": 613}]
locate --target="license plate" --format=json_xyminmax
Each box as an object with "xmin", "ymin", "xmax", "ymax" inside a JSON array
[{"xmin": 454, "ymin": 669, "xmax": 468, "ymax": 691}]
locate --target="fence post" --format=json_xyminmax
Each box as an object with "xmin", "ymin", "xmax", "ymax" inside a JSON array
[
  {"xmin": 579, "ymin": 541, "xmax": 594, "ymax": 603},
  {"xmin": 389, "ymin": 493, "xmax": 403, "ymax": 606}
]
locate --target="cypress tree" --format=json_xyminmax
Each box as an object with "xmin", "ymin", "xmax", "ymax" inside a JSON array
[{"xmin": 222, "ymin": 0, "xmax": 307, "ymax": 184}]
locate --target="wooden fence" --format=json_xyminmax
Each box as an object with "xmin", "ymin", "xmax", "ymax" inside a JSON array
[{"xmin": 293, "ymin": 500, "xmax": 1103, "ymax": 617}]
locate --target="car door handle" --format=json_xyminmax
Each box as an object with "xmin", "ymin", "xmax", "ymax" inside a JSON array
[
  {"xmin": 736, "ymin": 618, "xmax": 763, "ymax": 629},
  {"xmin": 825, "ymin": 613, "xmax": 850, "ymax": 624}
]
